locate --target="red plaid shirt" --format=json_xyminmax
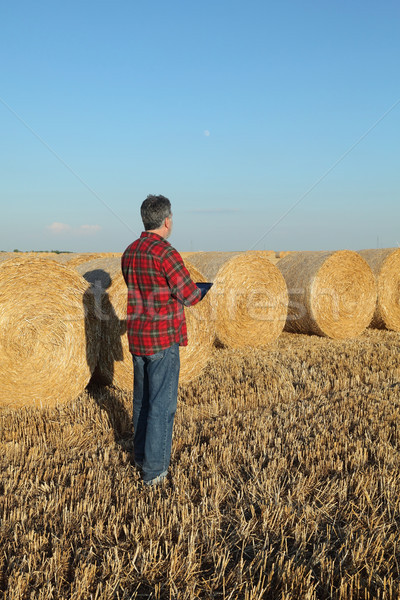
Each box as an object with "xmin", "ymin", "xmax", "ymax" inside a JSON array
[{"xmin": 121, "ymin": 232, "xmax": 201, "ymax": 355}]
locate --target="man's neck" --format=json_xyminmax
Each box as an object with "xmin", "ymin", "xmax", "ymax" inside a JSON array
[{"xmin": 146, "ymin": 228, "xmax": 167, "ymax": 239}]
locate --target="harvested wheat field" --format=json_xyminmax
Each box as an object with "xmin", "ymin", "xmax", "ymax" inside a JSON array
[{"xmin": 1, "ymin": 329, "xmax": 400, "ymax": 599}]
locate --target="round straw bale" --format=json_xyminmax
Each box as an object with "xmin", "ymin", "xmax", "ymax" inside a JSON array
[
  {"xmin": 358, "ymin": 248, "xmax": 400, "ymax": 331},
  {"xmin": 65, "ymin": 252, "xmax": 121, "ymax": 267},
  {"xmin": 179, "ymin": 260, "xmax": 214, "ymax": 382},
  {"xmin": 37, "ymin": 253, "xmax": 123, "ymax": 266},
  {"xmin": 251, "ymin": 250, "xmax": 280, "ymax": 265},
  {"xmin": 185, "ymin": 252, "xmax": 243, "ymax": 280},
  {"xmin": 76, "ymin": 256, "xmax": 213, "ymax": 391},
  {"xmin": 186, "ymin": 251, "xmax": 289, "ymax": 348},
  {"xmin": 250, "ymin": 250, "xmax": 276, "ymax": 258},
  {"xmin": 180, "ymin": 252, "xmax": 198, "ymax": 259},
  {"xmin": 265, "ymin": 256, "xmax": 280, "ymax": 265},
  {"xmin": 242, "ymin": 250, "xmax": 278, "ymax": 263},
  {"xmin": 34, "ymin": 253, "xmax": 75, "ymax": 264},
  {"xmin": 64, "ymin": 253, "xmax": 102, "ymax": 266},
  {"xmin": 277, "ymin": 250, "xmax": 294, "ymax": 259},
  {"xmin": 277, "ymin": 250, "xmax": 377, "ymax": 338},
  {"xmin": 0, "ymin": 254, "xmax": 14, "ymax": 265},
  {"xmin": 99, "ymin": 252, "xmax": 122, "ymax": 259},
  {"xmin": 0, "ymin": 257, "xmax": 99, "ymax": 408},
  {"xmin": 32, "ymin": 252, "xmax": 72, "ymax": 260}
]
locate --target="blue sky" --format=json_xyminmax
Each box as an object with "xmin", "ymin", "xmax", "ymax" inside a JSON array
[{"xmin": 1, "ymin": 0, "xmax": 399, "ymax": 252}]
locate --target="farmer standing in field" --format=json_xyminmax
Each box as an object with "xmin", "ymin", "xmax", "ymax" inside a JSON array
[{"xmin": 121, "ymin": 195, "xmax": 203, "ymax": 487}]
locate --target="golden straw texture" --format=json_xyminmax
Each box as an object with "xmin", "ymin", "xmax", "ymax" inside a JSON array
[
  {"xmin": 66, "ymin": 252, "xmax": 122, "ymax": 267},
  {"xmin": 32, "ymin": 253, "xmax": 73, "ymax": 264},
  {"xmin": 76, "ymin": 256, "xmax": 213, "ymax": 391},
  {"xmin": 35, "ymin": 252, "xmax": 122, "ymax": 266},
  {"xmin": 0, "ymin": 254, "xmax": 14, "ymax": 265},
  {"xmin": 277, "ymin": 250, "xmax": 294, "ymax": 259},
  {"xmin": 358, "ymin": 248, "xmax": 400, "ymax": 331},
  {"xmin": 186, "ymin": 251, "xmax": 289, "ymax": 348},
  {"xmin": 278, "ymin": 250, "xmax": 377, "ymax": 338},
  {"xmin": 0, "ymin": 258, "xmax": 99, "ymax": 407},
  {"xmin": 179, "ymin": 260, "xmax": 213, "ymax": 382}
]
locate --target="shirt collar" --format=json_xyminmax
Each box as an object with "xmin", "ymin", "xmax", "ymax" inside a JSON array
[{"xmin": 141, "ymin": 231, "xmax": 170, "ymax": 245}]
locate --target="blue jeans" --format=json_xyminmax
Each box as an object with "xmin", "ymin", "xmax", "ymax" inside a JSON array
[{"xmin": 132, "ymin": 343, "xmax": 180, "ymax": 483}]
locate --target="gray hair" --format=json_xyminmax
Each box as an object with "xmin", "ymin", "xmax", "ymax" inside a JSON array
[{"xmin": 140, "ymin": 195, "xmax": 172, "ymax": 230}]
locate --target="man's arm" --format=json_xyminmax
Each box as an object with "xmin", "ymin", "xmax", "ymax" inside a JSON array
[
  {"xmin": 121, "ymin": 249, "xmax": 130, "ymax": 285},
  {"xmin": 162, "ymin": 249, "xmax": 201, "ymax": 306}
]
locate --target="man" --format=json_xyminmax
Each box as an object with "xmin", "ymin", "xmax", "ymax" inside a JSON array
[{"xmin": 121, "ymin": 195, "xmax": 202, "ymax": 487}]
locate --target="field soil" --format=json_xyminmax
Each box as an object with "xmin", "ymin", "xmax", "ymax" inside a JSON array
[{"xmin": 1, "ymin": 330, "xmax": 400, "ymax": 599}]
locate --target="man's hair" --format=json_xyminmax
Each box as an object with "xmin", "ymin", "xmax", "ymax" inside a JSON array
[{"xmin": 141, "ymin": 195, "xmax": 172, "ymax": 231}]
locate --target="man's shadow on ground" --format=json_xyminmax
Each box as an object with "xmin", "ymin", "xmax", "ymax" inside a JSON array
[{"xmin": 87, "ymin": 381, "xmax": 133, "ymax": 448}]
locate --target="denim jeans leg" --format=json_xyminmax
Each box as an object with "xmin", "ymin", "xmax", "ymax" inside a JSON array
[
  {"xmin": 132, "ymin": 354, "xmax": 149, "ymax": 467},
  {"xmin": 141, "ymin": 343, "xmax": 180, "ymax": 483}
]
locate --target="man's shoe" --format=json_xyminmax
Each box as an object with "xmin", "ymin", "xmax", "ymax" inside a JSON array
[{"xmin": 143, "ymin": 470, "xmax": 168, "ymax": 487}]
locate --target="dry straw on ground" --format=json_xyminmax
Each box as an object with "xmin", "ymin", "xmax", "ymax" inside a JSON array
[
  {"xmin": 0, "ymin": 257, "xmax": 99, "ymax": 407},
  {"xmin": 1, "ymin": 330, "xmax": 400, "ymax": 599},
  {"xmin": 76, "ymin": 257, "xmax": 213, "ymax": 390},
  {"xmin": 278, "ymin": 250, "xmax": 377, "ymax": 338},
  {"xmin": 186, "ymin": 251, "xmax": 288, "ymax": 348},
  {"xmin": 358, "ymin": 248, "xmax": 400, "ymax": 331}
]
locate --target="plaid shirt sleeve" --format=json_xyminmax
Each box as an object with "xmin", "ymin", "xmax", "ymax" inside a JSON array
[{"xmin": 162, "ymin": 247, "xmax": 201, "ymax": 307}]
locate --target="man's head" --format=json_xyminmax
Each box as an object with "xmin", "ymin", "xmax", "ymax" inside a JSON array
[{"xmin": 141, "ymin": 194, "xmax": 173, "ymax": 239}]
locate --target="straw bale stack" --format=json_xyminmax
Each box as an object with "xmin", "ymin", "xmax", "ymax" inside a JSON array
[
  {"xmin": 0, "ymin": 257, "xmax": 99, "ymax": 407},
  {"xmin": 358, "ymin": 248, "xmax": 400, "ymax": 331},
  {"xmin": 185, "ymin": 251, "xmax": 289, "ymax": 348},
  {"xmin": 76, "ymin": 256, "xmax": 213, "ymax": 391},
  {"xmin": 277, "ymin": 250, "xmax": 377, "ymax": 338}
]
